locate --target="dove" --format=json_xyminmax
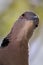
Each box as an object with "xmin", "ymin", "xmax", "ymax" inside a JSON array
[{"xmin": 0, "ymin": 11, "xmax": 39, "ymax": 65}]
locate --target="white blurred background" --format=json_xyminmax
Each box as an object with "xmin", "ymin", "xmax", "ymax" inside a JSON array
[{"xmin": 0, "ymin": 0, "xmax": 43, "ymax": 65}]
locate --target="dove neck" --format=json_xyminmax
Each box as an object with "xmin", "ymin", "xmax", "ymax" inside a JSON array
[{"xmin": 8, "ymin": 19, "xmax": 34, "ymax": 45}]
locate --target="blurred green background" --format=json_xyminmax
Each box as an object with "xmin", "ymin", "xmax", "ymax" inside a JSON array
[{"xmin": 0, "ymin": 0, "xmax": 29, "ymax": 38}]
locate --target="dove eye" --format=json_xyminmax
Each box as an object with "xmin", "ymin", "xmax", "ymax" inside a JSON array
[
  {"xmin": 1, "ymin": 38, "xmax": 9, "ymax": 48},
  {"xmin": 22, "ymin": 13, "xmax": 25, "ymax": 17}
]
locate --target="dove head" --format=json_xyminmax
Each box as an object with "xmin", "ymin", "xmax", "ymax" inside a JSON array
[{"xmin": 20, "ymin": 11, "xmax": 39, "ymax": 28}]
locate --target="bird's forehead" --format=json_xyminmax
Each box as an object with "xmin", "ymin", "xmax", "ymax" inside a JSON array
[
  {"xmin": 21, "ymin": 11, "xmax": 39, "ymax": 21},
  {"xmin": 24, "ymin": 12, "xmax": 37, "ymax": 16}
]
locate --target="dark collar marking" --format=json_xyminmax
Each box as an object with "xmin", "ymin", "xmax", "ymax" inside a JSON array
[{"xmin": 1, "ymin": 38, "xmax": 9, "ymax": 48}]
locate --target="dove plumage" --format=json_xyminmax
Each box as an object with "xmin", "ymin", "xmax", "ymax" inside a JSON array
[{"xmin": 0, "ymin": 11, "xmax": 39, "ymax": 65}]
